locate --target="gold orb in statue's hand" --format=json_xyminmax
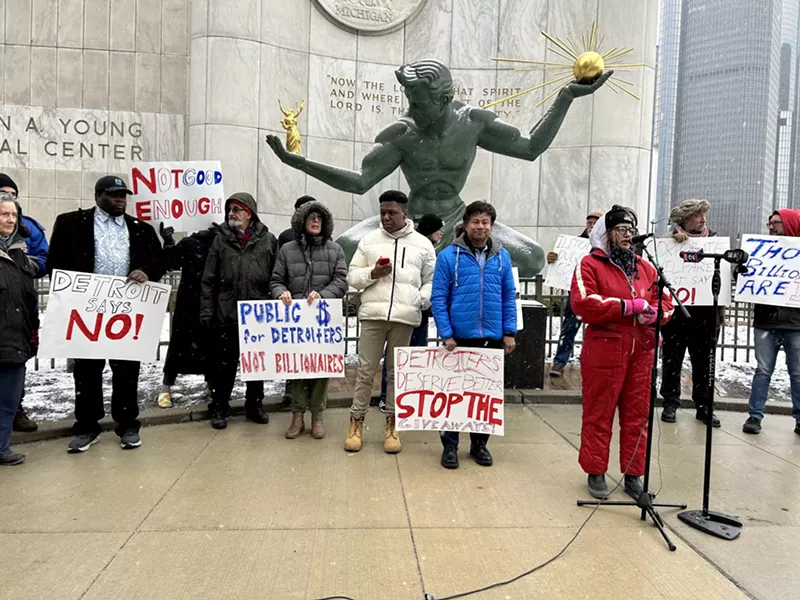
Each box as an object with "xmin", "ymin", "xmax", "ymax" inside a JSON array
[{"xmin": 572, "ymin": 51, "xmax": 605, "ymax": 83}]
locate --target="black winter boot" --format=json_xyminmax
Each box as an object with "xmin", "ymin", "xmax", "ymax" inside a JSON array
[
  {"xmin": 245, "ymin": 403, "xmax": 269, "ymax": 424},
  {"xmin": 441, "ymin": 445, "xmax": 459, "ymax": 469},
  {"xmin": 624, "ymin": 475, "xmax": 644, "ymax": 499},
  {"xmin": 587, "ymin": 474, "xmax": 609, "ymax": 499}
]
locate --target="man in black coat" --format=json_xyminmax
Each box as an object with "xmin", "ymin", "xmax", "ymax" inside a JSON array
[
  {"xmin": 47, "ymin": 175, "xmax": 165, "ymax": 453},
  {"xmin": 156, "ymin": 223, "xmax": 220, "ymax": 408}
]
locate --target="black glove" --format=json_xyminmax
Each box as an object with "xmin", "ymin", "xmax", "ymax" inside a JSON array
[{"xmin": 160, "ymin": 222, "xmax": 176, "ymax": 248}]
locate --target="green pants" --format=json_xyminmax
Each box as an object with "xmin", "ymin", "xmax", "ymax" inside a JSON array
[{"xmin": 291, "ymin": 378, "xmax": 329, "ymax": 417}]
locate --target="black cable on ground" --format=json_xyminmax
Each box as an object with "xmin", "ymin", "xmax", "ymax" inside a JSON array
[{"xmin": 313, "ymin": 418, "xmax": 650, "ymax": 600}]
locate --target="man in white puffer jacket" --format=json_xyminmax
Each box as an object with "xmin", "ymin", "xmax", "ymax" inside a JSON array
[{"xmin": 345, "ymin": 190, "xmax": 436, "ymax": 454}]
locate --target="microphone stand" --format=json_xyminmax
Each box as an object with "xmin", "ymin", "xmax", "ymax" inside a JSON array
[
  {"xmin": 676, "ymin": 254, "xmax": 743, "ymax": 540},
  {"xmin": 577, "ymin": 240, "xmax": 687, "ymax": 551}
]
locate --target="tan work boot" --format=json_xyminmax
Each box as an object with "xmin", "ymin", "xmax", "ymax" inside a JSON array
[
  {"xmin": 285, "ymin": 412, "xmax": 305, "ymax": 439},
  {"xmin": 344, "ymin": 415, "xmax": 364, "ymax": 452},
  {"xmin": 384, "ymin": 415, "xmax": 401, "ymax": 454},
  {"xmin": 311, "ymin": 417, "xmax": 326, "ymax": 439}
]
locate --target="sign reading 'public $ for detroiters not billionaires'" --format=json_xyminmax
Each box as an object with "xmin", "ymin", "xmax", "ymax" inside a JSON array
[
  {"xmin": 394, "ymin": 347, "xmax": 506, "ymax": 436},
  {"xmin": 130, "ymin": 161, "xmax": 225, "ymax": 234},
  {"xmin": 237, "ymin": 299, "xmax": 345, "ymax": 381},
  {"xmin": 39, "ymin": 270, "xmax": 170, "ymax": 362},
  {"xmin": 735, "ymin": 234, "xmax": 800, "ymax": 308}
]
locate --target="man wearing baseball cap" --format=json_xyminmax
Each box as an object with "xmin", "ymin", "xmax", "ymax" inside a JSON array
[{"xmin": 47, "ymin": 175, "xmax": 164, "ymax": 454}]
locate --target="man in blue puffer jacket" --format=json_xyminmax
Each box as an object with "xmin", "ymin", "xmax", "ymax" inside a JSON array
[{"xmin": 431, "ymin": 201, "xmax": 517, "ymax": 469}]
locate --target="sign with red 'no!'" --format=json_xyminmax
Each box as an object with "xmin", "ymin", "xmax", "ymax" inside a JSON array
[
  {"xmin": 39, "ymin": 270, "xmax": 170, "ymax": 361},
  {"xmin": 130, "ymin": 161, "xmax": 225, "ymax": 233},
  {"xmin": 394, "ymin": 347, "xmax": 505, "ymax": 436}
]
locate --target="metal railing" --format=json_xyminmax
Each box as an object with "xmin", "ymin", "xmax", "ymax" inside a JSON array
[{"xmin": 31, "ymin": 274, "xmax": 757, "ymax": 371}]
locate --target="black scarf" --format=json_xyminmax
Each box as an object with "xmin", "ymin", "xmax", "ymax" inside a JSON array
[{"xmin": 609, "ymin": 243, "xmax": 635, "ymax": 279}]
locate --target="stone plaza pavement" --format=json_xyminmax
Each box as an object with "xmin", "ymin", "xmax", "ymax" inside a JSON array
[{"xmin": 2, "ymin": 405, "xmax": 799, "ymax": 600}]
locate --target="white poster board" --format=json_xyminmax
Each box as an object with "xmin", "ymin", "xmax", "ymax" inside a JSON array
[
  {"xmin": 394, "ymin": 347, "xmax": 505, "ymax": 436},
  {"xmin": 130, "ymin": 161, "xmax": 225, "ymax": 233},
  {"xmin": 655, "ymin": 237, "xmax": 732, "ymax": 306},
  {"xmin": 735, "ymin": 234, "xmax": 800, "ymax": 308},
  {"xmin": 39, "ymin": 270, "xmax": 170, "ymax": 361},
  {"xmin": 512, "ymin": 266, "xmax": 524, "ymax": 331},
  {"xmin": 237, "ymin": 299, "xmax": 345, "ymax": 381},
  {"xmin": 544, "ymin": 235, "xmax": 591, "ymax": 291}
]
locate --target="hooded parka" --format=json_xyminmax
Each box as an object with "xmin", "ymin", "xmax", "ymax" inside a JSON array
[{"xmin": 570, "ymin": 212, "xmax": 673, "ymax": 476}]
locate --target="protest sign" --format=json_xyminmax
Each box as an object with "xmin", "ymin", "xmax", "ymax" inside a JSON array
[
  {"xmin": 394, "ymin": 347, "xmax": 505, "ymax": 436},
  {"xmin": 734, "ymin": 234, "xmax": 800, "ymax": 308},
  {"xmin": 237, "ymin": 299, "xmax": 345, "ymax": 381},
  {"xmin": 544, "ymin": 235, "xmax": 591, "ymax": 291},
  {"xmin": 655, "ymin": 237, "xmax": 732, "ymax": 306},
  {"xmin": 130, "ymin": 161, "xmax": 224, "ymax": 233},
  {"xmin": 512, "ymin": 266, "xmax": 524, "ymax": 330},
  {"xmin": 39, "ymin": 270, "xmax": 170, "ymax": 361}
]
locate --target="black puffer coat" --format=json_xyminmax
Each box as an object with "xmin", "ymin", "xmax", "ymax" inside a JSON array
[
  {"xmin": 0, "ymin": 207, "xmax": 39, "ymax": 364},
  {"xmin": 200, "ymin": 193, "xmax": 278, "ymax": 326},
  {"xmin": 270, "ymin": 202, "xmax": 348, "ymax": 300}
]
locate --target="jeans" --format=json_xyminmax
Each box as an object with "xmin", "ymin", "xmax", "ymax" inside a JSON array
[
  {"xmin": 439, "ymin": 338, "xmax": 503, "ymax": 449},
  {"xmin": 380, "ymin": 311, "xmax": 429, "ymax": 402},
  {"xmin": 748, "ymin": 329, "xmax": 800, "ymax": 422},
  {"xmin": 553, "ymin": 294, "xmax": 581, "ymax": 366},
  {"xmin": 0, "ymin": 364, "xmax": 25, "ymax": 453}
]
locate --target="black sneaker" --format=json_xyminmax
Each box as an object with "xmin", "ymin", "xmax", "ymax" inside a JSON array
[
  {"xmin": 795, "ymin": 422, "xmax": 800, "ymax": 435},
  {"xmin": 696, "ymin": 406, "xmax": 721, "ymax": 428},
  {"xmin": 587, "ymin": 474, "xmax": 609, "ymax": 499},
  {"xmin": 0, "ymin": 450, "xmax": 25, "ymax": 466},
  {"xmin": 245, "ymin": 405, "xmax": 269, "ymax": 424},
  {"xmin": 378, "ymin": 398, "xmax": 387, "ymax": 413},
  {"xmin": 624, "ymin": 475, "xmax": 644, "ymax": 499},
  {"xmin": 742, "ymin": 417, "xmax": 762, "ymax": 434},
  {"xmin": 469, "ymin": 444, "xmax": 493, "ymax": 466},
  {"xmin": 661, "ymin": 406, "xmax": 677, "ymax": 423},
  {"xmin": 210, "ymin": 410, "xmax": 227, "ymax": 430},
  {"xmin": 120, "ymin": 430, "xmax": 142, "ymax": 450},
  {"xmin": 68, "ymin": 432, "xmax": 100, "ymax": 453},
  {"xmin": 441, "ymin": 445, "xmax": 459, "ymax": 469}
]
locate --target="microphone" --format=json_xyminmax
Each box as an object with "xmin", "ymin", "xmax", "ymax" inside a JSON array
[
  {"xmin": 631, "ymin": 232, "xmax": 654, "ymax": 245},
  {"xmin": 679, "ymin": 249, "xmax": 704, "ymax": 263},
  {"xmin": 680, "ymin": 248, "xmax": 750, "ymax": 265}
]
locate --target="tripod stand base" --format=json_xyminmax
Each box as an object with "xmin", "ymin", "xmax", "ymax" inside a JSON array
[{"xmin": 678, "ymin": 509, "xmax": 742, "ymax": 540}]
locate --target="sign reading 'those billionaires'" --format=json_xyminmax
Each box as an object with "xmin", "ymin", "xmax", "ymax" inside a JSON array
[
  {"xmin": 394, "ymin": 347, "xmax": 505, "ymax": 436},
  {"xmin": 130, "ymin": 161, "xmax": 225, "ymax": 233},
  {"xmin": 236, "ymin": 299, "xmax": 345, "ymax": 381},
  {"xmin": 39, "ymin": 270, "xmax": 170, "ymax": 361},
  {"xmin": 656, "ymin": 237, "xmax": 732, "ymax": 306},
  {"xmin": 735, "ymin": 234, "xmax": 800, "ymax": 308}
]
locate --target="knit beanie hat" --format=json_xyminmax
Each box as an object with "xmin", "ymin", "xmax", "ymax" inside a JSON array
[
  {"xmin": 670, "ymin": 199, "xmax": 710, "ymax": 226},
  {"xmin": 604, "ymin": 205, "xmax": 638, "ymax": 231},
  {"xmin": 417, "ymin": 213, "xmax": 444, "ymax": 237},
  {"xmin": 0, "ymin": 173, "xmax": 18, "ymax": 194}
]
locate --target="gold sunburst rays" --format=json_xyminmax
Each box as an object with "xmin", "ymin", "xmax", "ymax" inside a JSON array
[{"xmin": 485, "ymin": 22, "xmax": 644, "ymax": 109}]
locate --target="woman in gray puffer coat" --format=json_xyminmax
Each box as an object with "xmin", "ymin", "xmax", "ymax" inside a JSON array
[{"xmin": 270, "ymin": 201, "xmax": 348, "ymax": 440}]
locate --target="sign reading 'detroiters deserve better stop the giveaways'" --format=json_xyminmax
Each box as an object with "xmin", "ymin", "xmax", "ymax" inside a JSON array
[
  {"xmin": 394, "ymin": 346, "xmax": 505, "ymax": 436},
  {"xmin": 39, "ymin": 270, "xmax": 170, "ymax": 361},
  {"xmin": 236, "ymin": 299, "xmax": 345, "ymax": 381}
]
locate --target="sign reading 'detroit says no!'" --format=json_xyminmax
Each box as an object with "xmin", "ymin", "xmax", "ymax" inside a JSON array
[
  {"xmin": 237, "ymin": 299, "xmax": 345, "ymax": 381},
  {"xmin": 39, "ymin": 270, "xmax": 170, "ymax": 361},
  {"xmin": 394, "ymin": 347, "xmax": 505, "ymax": 436},
  {"xmin": 735, "ymin": 234, "xmax": 800, "ymax": 308},
  {"xmin": 544, "ymin": 235, "xmax": 592, "ymax": 291},
  {"xmin": 130, "ymin": 161, "xmax": 225, "ymax": 233}
]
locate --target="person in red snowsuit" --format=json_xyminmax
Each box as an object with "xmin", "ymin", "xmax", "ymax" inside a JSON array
[{"xmin": 570, "ymin": 206, "xmax": 673, "ymax": 500}]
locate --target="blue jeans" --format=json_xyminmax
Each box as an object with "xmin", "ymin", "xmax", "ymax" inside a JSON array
[
  {"xmin": 748, "ymin": 329, "xmax": 800, "ymax": 422},
  {"xmin": 0, "ymin": 364, "xmax": 26, "ymax": 453},
  {"xmin": 380, "ymin": 312, "xmax": 429, "ymax": 402},
  {"xmin": 554, "ymin": 294, "xmax": 581, "ymax": 366}
]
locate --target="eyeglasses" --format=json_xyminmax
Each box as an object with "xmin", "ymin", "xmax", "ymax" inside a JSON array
[
  {"xmin": 307, "ymin": 213, "xmax": 322, "ymax": 222},
  {"xmin": 767, "ymin": 220, "xmax": 782, "ymax": 227},
  {"xmin": 612, "ymin": 226, "xmax": 637, "ymax": 236},
  {"xmin": 229, "ymin": 205, "xmax": 248, "ymax": 214}
]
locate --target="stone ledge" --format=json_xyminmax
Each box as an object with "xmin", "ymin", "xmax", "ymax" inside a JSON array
[{"xmin": 12, "ymin": 391, "xmax": 791, "ymax": 445}]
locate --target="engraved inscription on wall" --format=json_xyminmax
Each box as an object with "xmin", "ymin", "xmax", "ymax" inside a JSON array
[{"xmin": 314, "ymin": 0, "xmax": 428, "ymax": 34}]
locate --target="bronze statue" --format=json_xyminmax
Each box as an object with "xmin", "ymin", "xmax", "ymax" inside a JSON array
[
  {"xmin": 279, "ymin": 99, "xmax": 304, "ymax": 155},
  {"xmin": 266, "ymin": 59, "xmax": 610, "ymax": 276}
]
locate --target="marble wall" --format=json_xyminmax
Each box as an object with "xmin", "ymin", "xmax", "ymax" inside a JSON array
[
  {"xmin": 0, "ymin": 0, "xmax": 189, "ymax": 233},
  {"xmin": 191, "ymin": 0, "xmax": 658, "ymax": 246}
]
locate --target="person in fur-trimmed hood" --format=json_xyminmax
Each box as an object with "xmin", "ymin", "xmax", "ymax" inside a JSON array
[
  {"xmin": 270, "ymin": 201, "xmax": 348, "ymax": 440},
  {"xmin": 659, "ymin": 198, "xmax": 723, "ymax": 427}
]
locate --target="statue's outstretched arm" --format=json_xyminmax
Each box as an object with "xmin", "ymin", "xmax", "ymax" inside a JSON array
[
  {"xmin": 477, "ymin": 72, "xmax": 612, "ymax": 162},
  {"xmin": 265, "ymin": 123, "xmax": 404, "ymax": 195}
]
